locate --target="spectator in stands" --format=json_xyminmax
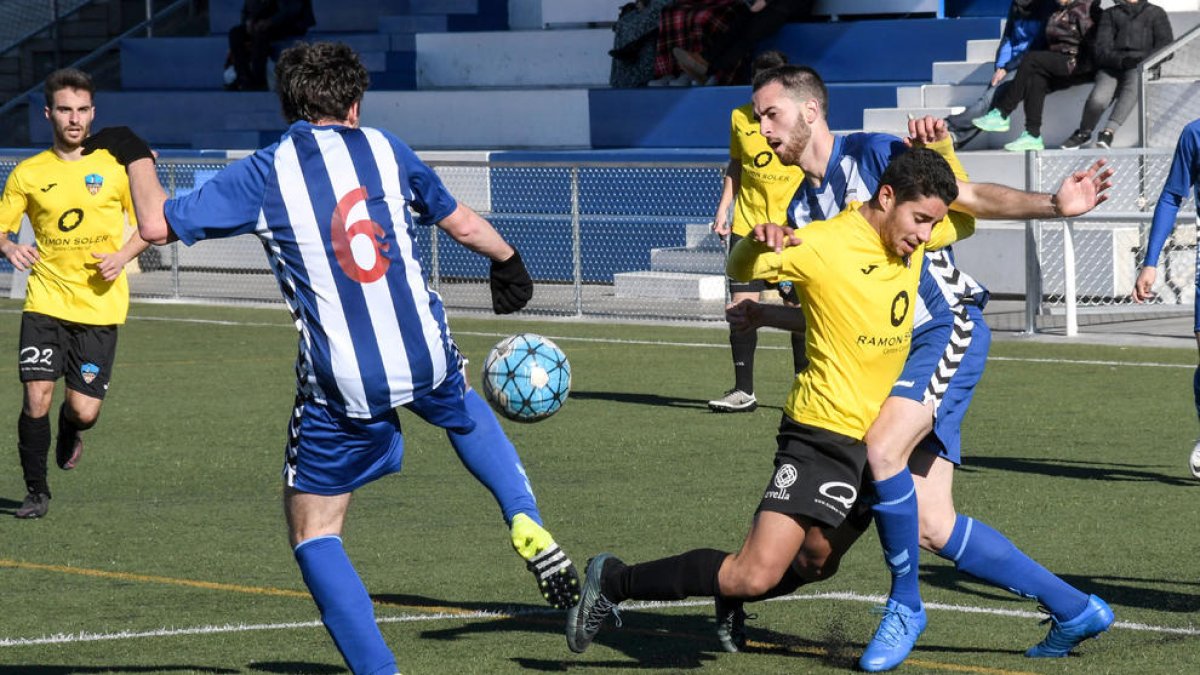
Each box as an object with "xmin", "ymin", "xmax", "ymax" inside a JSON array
[
  {"xmin": 946, "ymin": 0, "xmax": 1051, "ymax": 149},
  {"xmin": 610, "ymin": 0, "xmax": 674, "ymax": 87},
  {"xmin": 650, "ymin": 0, "xmax": 745, "ymax": 86},
  {"xmin": 707, "ymin": 50, "xmax": 807, "ymax": 414},
  {"xmin": 226, "ymin": 0, "xmax": 316, "ymax": 91},
  {"xmin": 1061, "ymin": 0, "xmax": 1172, "ymax": 149},
  {"xmin": 672, "ymin": 0, "xmax": 815, "ymax": 86},
  {"xmin": 971, "ymin": 0, "xmax": 1101, "ymax": 152}
]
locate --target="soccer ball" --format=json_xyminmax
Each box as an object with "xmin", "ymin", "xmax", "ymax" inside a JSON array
[{"xmin": 480, "ymin": 333, "xmax": 571, "ymax": 422}]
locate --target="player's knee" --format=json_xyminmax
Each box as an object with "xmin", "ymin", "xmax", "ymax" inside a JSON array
[
  {"xmin": 794, "ymin": 546, "xmax": 844, "ymax": 582},
  {"xmin": 918, "ymin": 512, "xmax": 956, "ymax": 552},
  {"xmin": 722, "ymin": 556, "xmax": 785, "ymax": 597},
  {"xmin": 71, "ymin": 408, "xmax": 100, "ymax": 429}
]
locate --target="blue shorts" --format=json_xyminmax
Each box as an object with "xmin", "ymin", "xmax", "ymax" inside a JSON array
[
  {"xmin": 889, "ymin": 304, "xmax": 990, "ymax": 464},
  {"xmin": 284, "ymin": 365, "xmax": 477, "ymax": 495}
]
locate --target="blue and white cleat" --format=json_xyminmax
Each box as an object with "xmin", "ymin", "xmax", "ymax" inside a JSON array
[
  {"xmin": 1026, "ymin": 594, "xmax": 1114, "ymax": 658},
  {"xmin": 859, "ymin": 599, "xmax": 927, "ymax": 672},
  {"xmin": 1189, "ymin": 439, "xmax": 1200, "ymax": 479}
]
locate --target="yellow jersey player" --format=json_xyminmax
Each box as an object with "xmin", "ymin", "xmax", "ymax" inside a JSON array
[
  {"xmin": 0, "ymin": 68, "xmax": 149, "ymax": 519},
  {"xmin": 709, "ymin": 50, "xmax": 806, "ymax": 413}
]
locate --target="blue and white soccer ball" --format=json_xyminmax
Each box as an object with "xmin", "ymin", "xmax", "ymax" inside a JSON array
[{"xmin": 481, "ymin": 333, "xmax": 571, "ymax": 423}]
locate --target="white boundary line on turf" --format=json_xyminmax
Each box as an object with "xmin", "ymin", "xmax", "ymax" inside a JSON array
[{"xmin": 3, "ymin": 591, "xmax": 1196, "ymax": 647}]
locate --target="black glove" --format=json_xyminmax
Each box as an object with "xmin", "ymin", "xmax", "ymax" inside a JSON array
[
  {"xmin": 1120, "ymin": 56, "xmax": 1141, "ymax": 70},
  {"xmin": 81, "ymin": 126, "xmax": 154, "ymax": 165},
  {"xmin": 489, "ymin": 248, "xmax": 533, "ymax": 314}
]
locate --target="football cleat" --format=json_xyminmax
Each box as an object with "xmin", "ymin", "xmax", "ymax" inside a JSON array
[
  {"xmin": 566, "ymin": 553, "xmax": 623, "ymax": 653},
  {"xmin": 1189, "ymin": 439, "xmax": 1200, "ymax": 479},
  {"xmin": 1026, "ymin": 595, "xmax": 1114, "ymax": 658},
  {"xmin": 511, "ymin": 514, "xmax": 580, "ymax": 609},
  {"xmin": 15, "ymin": 491, "xmax": 49, "ymax": 519},
  {"xmin": 56, "ymin": 433, "xmax": 82, "ymax": 470},
  {"xmin": 859, "ymin": 599, "xmax": 927, "ymax": 672},
  {"xmin": 715, "ymin": 596, "xmax": 749, "ymax": 653},
  {"xmin": 708, "ymin": 389, "xmax": 757, "ymax": 413}
]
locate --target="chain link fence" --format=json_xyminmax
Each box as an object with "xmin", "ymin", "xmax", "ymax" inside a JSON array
[
  {"xmin": 1142, "ymin": 24, "xmax": 1200, "ymax": 148},
  {"xmin": 1025, "ymin": 148, "xmax": 1196, "ymax": 335},
  {"xmin": 0, "ymin": 0, "xmax": 92, "ymax": 54}
]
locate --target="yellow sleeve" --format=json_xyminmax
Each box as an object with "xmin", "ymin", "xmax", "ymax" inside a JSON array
[
  {"xmin": 726, "ymin": 236, "xmax": 788, "ymax": 283},
  {"xmin": 925, "ymin": 136, "xmax": 968, "ymax": 181},
  {"xmin": 0, "ymin": 167, "xmax": 29, "ymax": 235},
  {"xmin": 924, "ymin": 136, "xmax": 974, "ymax": 250}
]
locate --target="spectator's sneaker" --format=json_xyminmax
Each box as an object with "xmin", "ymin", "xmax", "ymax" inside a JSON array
[
  {"xmin": 673, "ymin": 48, "xmax": 710, "ymax": 82},
  {"xmin": 15, "ymin": 492, "xmax": 49, "ymax": 519},
  {"xmin": 647, "ymin": 75, "xmax": 674, "ymax": 87},
  {"xmin": 565, "ymin": 554, "xmax": 623, "ymax": 653},
  {"xmin": 510, "ymin": 514, "xmax": 580, "ymax": 609},
  {"xmin": 1189, "ymin": 439, "xmax": 1200, "ymax": 479},
  {"xmin": 668, "ymin": 72, "xmax": 694, "ymax": 87},
  {"xmin": 1004, "ymin": 132, "xmax": 1045, "ymax": 152},
  {"xmin": 1097, "ymin": 130, "xmax": 1115, "ymax": 149},
  {"xmin": 859, "ymin": 599, "xmax": 927, "ymax": 672},
  {"xmin": 1025, "ymin": 595, "xmax": 1114, "ymax": 658},
  {"xmin": 971, "ymin": 109, "xmax": 1010, "ymax": 132},
  {"xmin": 708, "ymin": 389, "xmax": 757, "ymax": 413},
  {"xmin": 715, "ymin": 596, "xmax": 748, "ymax": 653},
  {"xmin": 56, "ymin": 432, "xmax": 82, "ymax": 470},
  {"xmin": 1061, "ymin": 130, "xmax": 1092, "ymax": 150}
]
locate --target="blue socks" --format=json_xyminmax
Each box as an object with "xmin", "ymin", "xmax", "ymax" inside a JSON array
[
  {"xmin": 939, "ymin": 515, "xmax": 1089, "ymax": 621},
  {"xmin": 294, "ymin": 535, "xmax": 397, "ymax": 675},
  {"xmin": 449, "ymin": 390, "xmax": 542, "ymax": 526},
  {"xmin": 872, "ymin": 469, "xmax": 922, "ymax": 611}
]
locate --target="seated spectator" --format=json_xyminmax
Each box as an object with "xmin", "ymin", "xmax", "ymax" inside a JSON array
[
  {"xmin": 227, "ymin": 0, "xmax": 316, "ymax": 91},
  {"xmin": 946, "ymin": 0, "xmax": 1051, "ymax": 149},
  {"xmin": 610, "ymin": 0, "xmax": 675, "ymax": 88},
  {"xmin": 1061, "ymin": 0, "xmax": 1172, "ymax": 149},
  {"xmin": 650, "ymin": 0, "xmax": 745, "ymax": 86},
  {"xmin": 971, "ymin": 0, "xmax": 1101, "ymax": 152},
  {"xmin": 672, "ymin": 0, "xmax": 815, "ymax": 86}
]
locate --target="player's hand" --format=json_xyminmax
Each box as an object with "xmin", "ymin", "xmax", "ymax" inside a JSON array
[
  {"xmin": 489, "ymin": 248, "xmax": 533, "ymax": 314},
  {"xmin": 712, "ymin": 212, "xmax": 730, "ymax": 238},
  {"xmin": 1053, "ymin": 158, "xmax": 1114, "ymax": 217},
  {"xmin": 749, "ymin": 222, "xmax": 801, "ymax": 252},
  {"xmin": 990, "ymin": 67, "xmax": 1007, "ymax": 87},
  {"xmin": 726, "ymin": 298, "xmax": 764, "ymax": 332},
  {"xmin": 91, "ymin": 251, "xmax": 128, "ymax": 282},
  {"xmin": 82, "ymin": 126, "xmax": 155, "ymax": 166},
  {"xmin": 1132, "ymin": 266, "xmax": 1157, "ymax": 303},
  {"xmin": 2, "ymin": 243, "xmax": 38, "ymax": 271},
  {"xmin": 906, "ymin": 115, "xmax": 947, "ymax": 147}
]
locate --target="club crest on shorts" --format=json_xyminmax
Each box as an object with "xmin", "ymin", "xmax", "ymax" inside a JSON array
[
  {"xmin": 774, "ymin": 464, "xmax": 798, "ymax": 489},
  {"xmin": 85, "ymin": 173, "xmax": 103, "ymax": 195},
  {"xmin": 80, "ymin": 362, "xmax": 100, "ymax": 384}
]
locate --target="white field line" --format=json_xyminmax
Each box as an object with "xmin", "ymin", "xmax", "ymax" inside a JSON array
[{"xmin": 2, "ymin": 590, "xmax": 1196, "ymax": 648}]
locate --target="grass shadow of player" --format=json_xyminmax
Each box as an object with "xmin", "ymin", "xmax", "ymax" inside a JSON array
[
  {"xmin": 0, "ymin": 667, "xmax": 237, "ymax": 674},
  {"xmin": 959, "ymin": 456, "xmax": 1198, "ymax": 486},
  {"xmin": 246, "ymin": 663, "xmax": 344, "ymax": 674},
  {"xmin": 569, "ymin": 390, "xmax": 783, "ymax": 413},
  {"xmin": 0, "ymin": 495, "xmax": 27, "ymax": 516}
]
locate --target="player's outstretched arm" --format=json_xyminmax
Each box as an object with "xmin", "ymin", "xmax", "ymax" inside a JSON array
[
  {"xmin": 953, "ymin": 159, "xmax": 1113, "ymax": 219},
  {"xmin": 438, "ymin": 204, "xmax": 532, "ymax": 313},
  {"xmin": 82, "ymin": 127, "xmax": 176, "ymax": 245}
]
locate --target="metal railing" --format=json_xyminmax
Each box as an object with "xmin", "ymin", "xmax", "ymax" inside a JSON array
[
  {"xmin": 0, "ymin": 0, "xmax": 94, "ymax": 59},
  {"xmin": 1139, "ymin": 22, "xmax": 1200, "ymax": 149}
]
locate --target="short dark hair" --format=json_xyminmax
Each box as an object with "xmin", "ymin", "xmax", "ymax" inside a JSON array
[
  {"xmin": 876, "ymin": 148, "xmax": 959, "ymax": 206},
  {"xmin": 43, "ymin": 68, "xmax": 94, "ymax": 107},
  {"xmin": 751, "ymin": 50, "xmax": 788, "ymax": 78},
  {"xmin": 752, "ymin": 64, "xmax": 828, "ymax": 117},
  {"xmin": 275, "ymin": 42, "xmax": 370, "ymax": 124}
]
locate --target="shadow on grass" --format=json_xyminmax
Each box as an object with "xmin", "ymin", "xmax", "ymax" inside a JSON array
[
  {"xmin": 921, "ymin": 565, "xmax": 1200, "ymax": 614},
  {"xmin": 959, "ymin": 456, "xmax": 1199, "ymax": 486},
  {"xmin": 378, "ymin": 593, "xmax": 860, "ymax": 671},
  {"xmin": 0, "ymin": 662, "xmax": 237, "ymax": 667},
  {"xmin": 247, "ymin": 662, "xmax": 345, "ymax": 674},
  {"xmin": 569, "ymin": 390, "xmax": 783, "ymax": 413},
  {"xmin": 0, "ymin": 496, "xmax": 25, "ymax": 516}
]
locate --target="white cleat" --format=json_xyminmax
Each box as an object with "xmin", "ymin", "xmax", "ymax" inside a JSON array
[{"xmin": 1189, "ymin": 440, "xmax": 1200, "ymax": 479}]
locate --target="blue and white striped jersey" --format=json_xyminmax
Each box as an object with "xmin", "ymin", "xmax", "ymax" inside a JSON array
[
  {"xmin": 1145, "ymin": 119, "xmax": 1200, "ymax": 268},
  {"xmin": 164, "ymin": 121, "xmax": 460, "ymax": 419},
  {"xmin": 787, "ymin": 132, "xmax": 989, "ymax": 329}
]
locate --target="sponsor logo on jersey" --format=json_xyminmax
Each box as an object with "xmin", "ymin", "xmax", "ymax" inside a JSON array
[
  {"xmin": 861, "ymin": 264, "xmax": 879, "ymax": 275},
  {"xmin": 80, "ymin": 362, "xmax": 100, "ymax": 384},
  {"xmin": 84, "ymin": 173, "xmax": 103, "ymax": 195},
  {"xmin": 40, "ymin": 183, "xmax": 57, "ymax": 192},
  {"xmin": 890, "ymin": 290, "xmax": 910, "ymax": 327},
  {"xmin": 752, "ymin": 151, "xmax": 774, "ymax": 168},
  {"xmin": 58, "ymin": 208, "xmax": 84, "ymax": 232}
]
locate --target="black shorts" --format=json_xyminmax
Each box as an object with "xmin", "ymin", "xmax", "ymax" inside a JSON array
[
  {"xmin": 757, "ymin": 416, "xmax": 874, "ymax": 530},
  {"xmin": 18, "ymin": 312, "xmax": 118, "ymax": 399},
  {"xmin": 727, "ymin": 233, "xmax": 801, "ymax": 304}
]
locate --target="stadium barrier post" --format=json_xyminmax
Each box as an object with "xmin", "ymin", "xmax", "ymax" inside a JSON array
[
  {"xmin": 571, "ymin": 165, "xmax": 583, "ymax": 317},
  {"xmin": 1024, "ymin": 151, "xmax": 1043, "ymax": 334}
]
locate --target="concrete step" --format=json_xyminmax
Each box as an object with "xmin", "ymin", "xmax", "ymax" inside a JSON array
[
  {"xmin": 910, "ymin": 83, "xmax": 990, "ymax": 108},
  {"xmin": 862, "ymin": 106, "xmax": 956, "ymax": 136},
  {"xmin": 685, "ymin": 222, "xmax": 723, "ymax": 249},
  {"xmin": 379, "ymin": 14, "xmax": 449, "ymax": 34},
  {"xmin": 415, "ymin": 29, "xmax": 611, "ymax": 88},
  {"xmin": 613, "ymin": 271, "xmax": 726, "ymax": 301},
  {"xmin": 411, "ymin": 0, "xmax": 479, "ymax": 14},
  {"xmin": 959, "ymin": 151, "xmax": 1026, "ymax": 186},
  {"xmin": 965, "ymin": 39, "xmax": 1000, "ymax": 62},
  {"xmin": 932, "ymin": 60, "xmax": 993, "ymax": 85},
  {"xmin": 649, "ymin": 247, "xmax": 724, "ymax": 274},
  {"xmin": 510, "ymin": 0, "xmax": 624, "ymax": 29}
]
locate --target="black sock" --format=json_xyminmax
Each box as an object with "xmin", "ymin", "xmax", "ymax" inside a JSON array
[
  {"xmin": 790, "ymin": 330, "xmax": 808, "ymax": 374},
  {"xmin": 731, "ymin": 329, "xmax": 757, "ymax": 394},
  {"xmin": 604, "ymin": 548, "xmax": 728, "ymax": 602},
  {"xmin": 18, "ymin": 412, "xmax": 51, "ymax": 495}
]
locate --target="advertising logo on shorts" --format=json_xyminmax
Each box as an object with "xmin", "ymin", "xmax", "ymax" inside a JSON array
[
  {"xmin": 80, "ymin": 362, "xmax": 100, "ymax": 385},
  {"xmin": 764, "ymin": 463, "xmax": 797, "ymax": 502},
  {"xmin": 84, "ymin": 173, "xmax": 103, "ymax": 196}
]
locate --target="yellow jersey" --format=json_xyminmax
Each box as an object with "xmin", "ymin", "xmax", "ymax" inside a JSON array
[
  {"xmin": 0, "ymin": 149, "xmax": 135, "ymax": 325},
  {"xmin": 729, "ymin": 103, "xmax": 804, "ymax": 237},
  {"xmin": 727, "ymin": 203, "xmax": 968, "ymax": 439}
]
